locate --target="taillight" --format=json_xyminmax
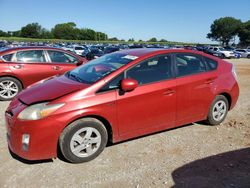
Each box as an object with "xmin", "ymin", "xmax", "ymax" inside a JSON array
[{"xmin": 232, "ymin": 64, "xmax": 237, "ymax": 79}]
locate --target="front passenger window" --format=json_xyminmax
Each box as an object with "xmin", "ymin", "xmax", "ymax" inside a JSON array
[
  {"xmin": 98, "ymin": 73, "xmax": 124, "ymax": 93},
  {"xmin": 126, "ymin": 55, "xmax": 172, "ymax": 85}
]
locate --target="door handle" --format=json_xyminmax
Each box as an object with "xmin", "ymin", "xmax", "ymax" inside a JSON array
[
  {"xmin": 163, "ymin": 89, "xmax": 175, "ymax": 95},
  {"xmin": 52, "ymin": 66, "xmax": 61, "ymax": 70},
  {"xmin": 12, "ymin": 65, "xmax": 23, "ymax": 69},
  {"xmin": 205, "ymin": 79, "xmax": 214, "ymax": 84}
]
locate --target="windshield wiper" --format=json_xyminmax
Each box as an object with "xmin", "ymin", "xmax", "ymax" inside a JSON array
[{"xmin": 67, "ymin": 72, "xmax": 85, "ymax": 83}]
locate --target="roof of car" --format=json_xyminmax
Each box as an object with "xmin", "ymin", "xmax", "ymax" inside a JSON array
[
  {"xmin": 117, "ymin": 48, "xmax": 205, "ymax": 57},
  {"xmin": 0, "ymin": 46, "xmax": 66, "ymax": 54}
]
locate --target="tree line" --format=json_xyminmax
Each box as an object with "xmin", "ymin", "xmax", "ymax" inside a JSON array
[
  {"xmin": 0, "ymin": 22, "xmax": 168, "ymax": 43},
  {"xmin": 207, "ymin": 17, "xmax": 250, "ymax": 46},
  {"xmin": 0, "ymin": 22, "xmax": 108, "ymax": 41}
]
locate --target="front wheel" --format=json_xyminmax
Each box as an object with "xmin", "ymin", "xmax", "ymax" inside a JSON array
[
  {"xmin": 0, "ymin": 77, "xmax": 22, "ymax": 101},
  {"xmin": 206, "ymin": 95, "xmax": 229, "ymax": 125},
  {"xmin": 59, "ymin": 118, "xmax": 108, "ymax": 163}
]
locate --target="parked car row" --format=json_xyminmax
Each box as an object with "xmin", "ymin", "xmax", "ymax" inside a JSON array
[
  {"xmin": 201, "ymin": 46, "xmax": 250, "ymax": 59},
  {"xmin": 1, "ymin": 40, "xmax": 250, "ymax": 60}
]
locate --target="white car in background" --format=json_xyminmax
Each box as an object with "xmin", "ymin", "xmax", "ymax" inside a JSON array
[
  {"xmin": 234, "ymin": 49, "xmax": 250, "ymax": 58},
  {"xmin": 62, "ymin": 45, "xmax": 74, "ymax": 52},
  {"xmin": 73, "ymin": 46, "xmax": 86, "ymax": 56},
  {"xmin": 209, "ymin": 47, "xmax": 236, "ymax": 59}
]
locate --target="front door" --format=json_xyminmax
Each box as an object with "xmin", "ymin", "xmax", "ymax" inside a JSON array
[{"xmin": 116, "ymin": 54, "xmax": 176, "ymax": 139}]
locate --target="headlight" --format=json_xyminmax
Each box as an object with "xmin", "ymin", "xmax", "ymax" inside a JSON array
[{"xmin": 18, "ymin": 102, "xmax": 65, "ymax": 120}]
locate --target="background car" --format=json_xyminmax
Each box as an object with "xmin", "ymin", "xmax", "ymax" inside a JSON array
[
  {"xmin": 203, "ymin": 48, "xmax": 224, "ymax": 58},
  {"xmin": 208, "ymin": 47, "xmax": 236, "ymax": 59},
  {"xmin": 234, "ymin": 49, "xmax": 250, "ymax": 58},
  {"xmin": 85, "ymin": 49, "xmax": 104, "ymax": 60},
  {"xmin": 5, "ymin": 49, "xmax": 239, "ymax": 163},
  {"xmin": 0, "ymin": 47, "xmax": 86, "ymax": 100},
  {"xmin": 72, "ymin": 46, "xmax": 86, "ymax": 56},
  {"xmin": 103, "ymin": 46, "xmax": 120, "ymax": 54}
]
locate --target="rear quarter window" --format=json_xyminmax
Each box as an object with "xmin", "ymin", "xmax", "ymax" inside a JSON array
[
  {"xmin": 204, "ymin": 57, "xmax": 218, "ymax": 71},
  {"xmin": 2, "ymin": 53, "xmax": 13, "ymax": 62}
]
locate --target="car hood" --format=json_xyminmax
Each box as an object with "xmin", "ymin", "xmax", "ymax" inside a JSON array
[{"xmin": 18, "ymin": 75, "xmax": 90, "ymax": 105}]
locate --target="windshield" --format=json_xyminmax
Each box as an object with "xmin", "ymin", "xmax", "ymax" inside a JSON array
[{"xmin": 66, "ymin": 53, "xmax": 138, "ymax": 84}]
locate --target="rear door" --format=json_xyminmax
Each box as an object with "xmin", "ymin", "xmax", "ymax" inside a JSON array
[
  {"xmin": 9, "ymin": 50, "xmax": 56, "ymax": 87},
  {"xmin": 174, "ymin": 53, "xmax": 217, "ymax": 125},
  {"xmin": 46, "ymin": 50, "xmax": 78, "ymax": 74}
]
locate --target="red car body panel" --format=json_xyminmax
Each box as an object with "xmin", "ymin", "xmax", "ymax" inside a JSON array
[
  {"xmin": 0, "ymin": 47, "xmax": 86, "ymax": 88},
  {"xmin": 5, "ymin": 49, "xmax": 239, "ymax": 160},
  {"xmin": 17, "ymin": 75, "xmax": 89, "ymax": 105}
]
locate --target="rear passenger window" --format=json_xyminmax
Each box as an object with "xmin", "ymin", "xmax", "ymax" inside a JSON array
[
  {"xmin": 176, "ymin": 54, "xmax": 206, "ymax": 77},
  {"xmin": 126, "ymin": 55, "xmax": 172, "ymax": 85},
  {"xmin": 2, "ymin": 53, "xmax": 13, "ymax": 62},
  {"xmin": 47, "ymin": 50, "xmax": 78, "ymax": 64},
  {"xmin": 204, "ymin": 57, "xmax": 218, "ymax": 71}
]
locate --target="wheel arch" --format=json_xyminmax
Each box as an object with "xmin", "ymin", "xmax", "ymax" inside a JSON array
[
  {"xmin": 57, "ymin": 114, "xmax": 114, "ymax": 159},
  {"xmin": 61, "ymin": 114, "xmax": 114, "ymax": 144},
  {"xmin": 218, "ymin": 92, "xmax": 232, "ymax": 110}
]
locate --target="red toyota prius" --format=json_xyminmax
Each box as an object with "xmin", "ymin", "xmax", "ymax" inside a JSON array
[{"xmin": 5, "ymin": 49, "xmax": 239, "ymax": 163}]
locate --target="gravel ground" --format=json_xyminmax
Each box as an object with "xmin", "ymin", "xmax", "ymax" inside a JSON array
[{"xmin": 0, "ymin": 58, "xmax": 249, "ymax": 188}]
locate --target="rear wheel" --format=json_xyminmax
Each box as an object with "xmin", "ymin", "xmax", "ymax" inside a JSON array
[
  {"xmin": 59, "ymin": 118, "xmax": 108, "ymax": 163},
  {"xmin": 206, "ymin": 95, "xmax": 229, "ymax": 125},
  {"xmin": 0, "ymin": 77, "xmax": 22, "ymax": 101},
  {"xmin": 247, "ymin": 54, "xmax": 250, "ymax": 59}
]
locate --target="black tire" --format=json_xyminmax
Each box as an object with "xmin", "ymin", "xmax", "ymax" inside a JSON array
[
  {"xmin": 221, "ymin": 54, "xmax": 226, "ymax": 59},
  {"xmin": 59, "ymin": 118, "xmax": 108, "ymax": 163},
  {"xmin": 206, "ymin": 95, "xmax": 229, "ymax": 125},
  {"xmin": 247, "ymin": 55, "xmax": 250, "ymax": 59},
  {"xmin": 0, "ymin": 77, "xmax": 22, "ymax": 101}
]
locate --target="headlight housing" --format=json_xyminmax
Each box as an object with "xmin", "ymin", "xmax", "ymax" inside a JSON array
[{"xmin": 18, "ymin": 102, "xmax": 65, "ymax": 120}]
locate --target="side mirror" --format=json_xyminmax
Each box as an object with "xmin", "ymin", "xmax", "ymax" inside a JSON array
[
  {"xmin": 76, "ymin": 60, "xmax": 85, "ymax": 66},
  {"xmin": 121, "ymin": 78, "xmax": 138, "ymax": 92}
]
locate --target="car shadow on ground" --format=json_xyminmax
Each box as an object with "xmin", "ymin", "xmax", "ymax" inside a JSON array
[{"xmin": 171, "ymin": 147, "xmax": 250, "ymax": 188}]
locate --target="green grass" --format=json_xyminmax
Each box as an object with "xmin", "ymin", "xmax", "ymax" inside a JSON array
[{"xmin": 0, "ymin": 37, "xmax": 208, "ymax": 46}]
